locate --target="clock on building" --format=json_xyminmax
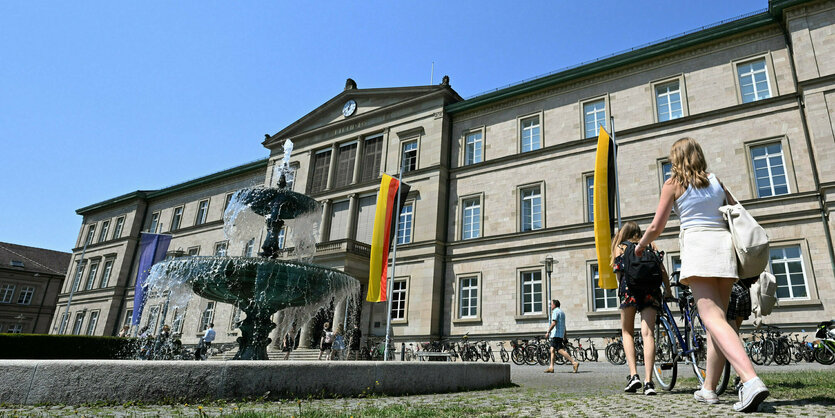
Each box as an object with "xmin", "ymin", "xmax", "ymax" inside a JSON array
[{"xmin": 342, "ymin": 99, "xmax": 357, "ymax": 117}]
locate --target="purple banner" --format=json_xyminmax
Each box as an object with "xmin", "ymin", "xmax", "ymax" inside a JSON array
[{"xmin": 131, "ymin": 233, "xmax": 172, "ymax": 326}]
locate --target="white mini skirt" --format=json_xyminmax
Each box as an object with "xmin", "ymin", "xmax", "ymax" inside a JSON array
[{"xmin": 679, "ymin": 226, "xmax": 738, "ymax": 285}]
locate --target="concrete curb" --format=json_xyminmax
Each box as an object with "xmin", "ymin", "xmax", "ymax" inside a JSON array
[{"xmin": 0, "ymin": 360, "xmax": 511, "ymax": 405}]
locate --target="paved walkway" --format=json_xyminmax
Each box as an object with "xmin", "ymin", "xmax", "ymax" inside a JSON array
[{"xmin": 2, "ymin": 362, "xmax": 833, "ymax": 416}]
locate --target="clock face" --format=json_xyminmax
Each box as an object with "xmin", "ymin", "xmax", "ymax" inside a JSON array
[{"xmin": 342, "ymin": 99, "xmax": 357, "ymax": 117}]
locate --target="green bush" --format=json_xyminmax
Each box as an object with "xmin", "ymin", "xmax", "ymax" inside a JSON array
[{"xmin": 0, "ymin": 334, "xmax": 137, "ymax": 359}]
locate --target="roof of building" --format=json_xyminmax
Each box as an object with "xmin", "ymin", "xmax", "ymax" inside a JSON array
[
  {"xmin": 446, "ymin": 0, "xmax": 809, "ymax": 114},
  {"xmin": 0, "ymin": 242, "xmax": 71, "ymax": 276},
  {"xmin": 76, "ymin": 158, "xmax": 268, "ymax": 215}
]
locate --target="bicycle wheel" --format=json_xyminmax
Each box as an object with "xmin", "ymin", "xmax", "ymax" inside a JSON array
[
  {"xmin": 775, "ymin": 341, "xmax": 791, "ymax": 365},
  {"xmin": 575, "ymin": 347, "xmax": 586, "ymax": 362},
  {"xmin": 500, "ymin": 349, "xmax": 510, "ymax": 363},
  {"xmin": 762, "ymin": 340, "xmax": 776, "ymax": 366},
  {"xmin": 606, "ymin": 343, "xmax": 619, "ymax": 365},
  {"xmin": 524, "ymin": 345, "xmax": 538, "ymax": 365},
  {"xmin": 537, "ymin": 344, "xmax": 550, "ymax": 366},
  {"xmin": 511, "ymin": 347, "xmax": 525, "ymax": 365},
  {"xmin": 749, "ymin": 341, "xmax": 764, "ymax": 365},
  {"xmin": 652, "ymin": 316, "xmax": 678, "ymax": 391},
  {"xmin": 404, "ymin": 348, "xmax": 413, "ymax": 361},
  {"xmin": 489, "ymin": 347, "xmax": 496, "ymax": 362},
  {"xmin": 689, "ymin": 316, "xmax": 730, "ymax": 395},
  {"xmin": 481, "ymin": 347, "xmax": 491, "ymax": 362},
  {"xmin": 585, "ymin": 347, "xmax": 597, "ymax": 362},
  {"xmin": 815, "ymin": 345, "xmax": 835, "ymax": 365}
]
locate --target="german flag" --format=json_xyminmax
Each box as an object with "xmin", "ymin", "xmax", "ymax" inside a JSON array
[
  {"xmin": 367, "ymin": 174, "xmax": 411, "ymax": 302},
  {"xmin": 593, "ymin": 126, "xmax": 618, "ymax": 290}
]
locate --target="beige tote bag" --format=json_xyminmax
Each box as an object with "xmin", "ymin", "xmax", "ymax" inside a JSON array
[{"xmin": 719, "ymin": 189, "xmax": 770, "ymax": 278}]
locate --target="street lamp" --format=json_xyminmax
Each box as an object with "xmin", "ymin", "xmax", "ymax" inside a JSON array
[{"xmin": 543, "ymin": 255, "xmax": 557, "ymax": 322}]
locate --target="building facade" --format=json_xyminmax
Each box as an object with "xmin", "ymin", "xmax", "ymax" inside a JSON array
[
  {"xmin": 0, "ymin": 242, "xmax": 70, "ymax": 334},
  {"xmin": 52, "ymin": 0, "xmax": 835, "ymax": 346}
]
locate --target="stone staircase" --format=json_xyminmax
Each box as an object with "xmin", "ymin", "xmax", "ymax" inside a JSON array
[{"xmin": 213, "ymin": 347, "xmax": 323, "ymax": 361}]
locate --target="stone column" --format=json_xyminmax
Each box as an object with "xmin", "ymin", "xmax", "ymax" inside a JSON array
[
  {"xmin": 298, "ymin": 318, "xmax": 314, "ymax": 349},
  {"xmin": 270, "ymin": 312, "xmax": 283, "ymax": 349},
  {"xmin": 352, "ymin": 135, "xmax": 364, "ymax": 184},
  {"xmin": 346, "ymin": 193, "xmax": 358, "ymax": 240},
  {"xmin": 332, "ymin": 297, "xmax": 348, "ymax": 333},
  {"xmin": 325, "ymin": 143, "xmax": 338, "ymax": 190},
  {"xmin": 319, "ymin": 199, "xmax": 332, "ymax": 243}
]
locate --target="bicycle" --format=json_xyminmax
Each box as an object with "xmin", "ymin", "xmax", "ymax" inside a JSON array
[
  {"xmin": 652, "ymin": 273, "xmax": 730, "ymax": 394},
  {"xmin": 510, "ymin": 339, "xmax": 526, "ymax": 365},
  {"xmin": 497, "ymin": 341, "xmax": 510, "ymax": 363},
  {"xmin": 814, "ymin": 320, "xmax": 835, "ymax": 365},
  {"xmin": 572, "ymin": 337, "xmax": 587, "ymax": 362},
  {"xmin": 477, "ymin": 340, "xmax": 495, "ymax": 362},
  {"xmin": 584, "ymin": 338, "xmax": 599, "ymax": 362},
  {"xmin": 605, "ymin": 336, "xmax": 626, "ymax": 365}
]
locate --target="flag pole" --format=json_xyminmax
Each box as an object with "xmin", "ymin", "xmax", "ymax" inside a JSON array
[
  {"xmin": 609, "ymin": 116, "xmax": 622, "ymax": 230},
  {"xmin": 384, "ymin": 163, "xmax": 404, "ymax": 361}
]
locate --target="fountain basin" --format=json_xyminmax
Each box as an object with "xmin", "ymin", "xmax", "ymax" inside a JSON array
[{"xmin": 0, "ymin": 360, "xmax": 511, "ymax": 404}]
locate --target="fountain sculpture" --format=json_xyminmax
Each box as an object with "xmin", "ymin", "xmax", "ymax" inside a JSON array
[{"xmin": 146, "ymin": 141, "xmax": 357, "ymax": 360}]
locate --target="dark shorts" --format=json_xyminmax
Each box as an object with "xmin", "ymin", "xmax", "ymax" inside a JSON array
[
  {"xmin": 727, "ymin": 282, "xmax": 752, "ymax": 321},
  {"xmin": 619, "ymin": 279, "xmax": 662, "ymax": 312},
  {"xmin": 549, "ymin": 337, "xmax": 565, "ymax": 351},
  {"xmin": 320, "ymin": 342, "xmax": 332, "ymax": 350}
]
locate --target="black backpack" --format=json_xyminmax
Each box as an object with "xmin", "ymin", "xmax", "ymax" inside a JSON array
[{"xmin": 620, "ymin": 241, "xmax": 663, "ymax": 291}]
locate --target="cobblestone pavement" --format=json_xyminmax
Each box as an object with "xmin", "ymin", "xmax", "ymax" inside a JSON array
[{"xmin": 2, "ymin": 362, "xmax": 834, "ymax": 417}]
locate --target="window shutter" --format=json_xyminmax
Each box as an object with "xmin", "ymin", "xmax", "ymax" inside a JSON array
[
  {"xmin": 355, "ymin": 196, "xmax": 377, "ymax": 243},
  {"xmin": 329, "ymin": 200, "xmax": 350, "ymax": 240}
]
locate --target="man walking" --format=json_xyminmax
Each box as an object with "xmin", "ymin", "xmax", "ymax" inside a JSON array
[
  {"xmin": 545, "ymin": 300, "xmax": 579, "ymax": 373},
  {"xmin": 200, "ymin": 322, "xmax": 216, "ymax": 360}
]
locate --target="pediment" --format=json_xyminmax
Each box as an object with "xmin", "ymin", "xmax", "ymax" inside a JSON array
[{"xmin": 264, "ymin": 83, "xmax": 460, "ymax": 148}]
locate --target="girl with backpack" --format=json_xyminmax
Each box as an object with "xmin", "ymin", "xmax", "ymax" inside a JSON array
[
  {"xmin": 611, "ymin": 221, "xmax": 673, "ymax": 396},
  {"xmin": 634, "ymin": 137, "xmax": 768, "ymax": 412}
]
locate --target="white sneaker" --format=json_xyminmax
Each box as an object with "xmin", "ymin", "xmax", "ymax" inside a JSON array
[
  {"xmin": 694, "ymin": 388, "xmax": 719, "ymax": 404},
  {"xmin": 733, "ymin": 377, "xmax": 769, "ymax": 412}
]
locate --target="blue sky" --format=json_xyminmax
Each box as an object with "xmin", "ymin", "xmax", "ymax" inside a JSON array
[{"xmin": 0, "ymin": 0, "xmax": 766, "ymax": 252}]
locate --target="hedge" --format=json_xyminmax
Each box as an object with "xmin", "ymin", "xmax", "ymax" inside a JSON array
[{"xmin": 0, "ymin": 334, "xmax": 138, "ymax": 359}]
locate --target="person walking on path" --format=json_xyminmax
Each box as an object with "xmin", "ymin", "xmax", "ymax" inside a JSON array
[
  {"xmin": 635, "ymin": 137, "xmax": 768, "ymax": 412},
  {"xmin": 544, "ymin": 300, "xmax": 579, "ymax": 374},
  {"xmin": 282, "ymin": 325, "xmax": 296, "ymax": 360},
  {"xmin": 318, "ymin": 322, "xmax": 334, "ymax": 360},
  {"xmin": 200, "ymin": 323, "xmax": 216, "ymax": 360},
  {"xmin": 612, "ymin": 221, "xmax": 673, "ymax": 396}
]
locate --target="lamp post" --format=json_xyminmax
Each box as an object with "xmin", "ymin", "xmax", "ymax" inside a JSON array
[{"xmin": 543, "ymin": 255, "xmax": 557, "ymax": 323}]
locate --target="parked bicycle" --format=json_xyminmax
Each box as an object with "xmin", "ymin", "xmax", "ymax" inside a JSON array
[
  {"xmin": 497, "ymin": 341, "xmax": 510, "ymax": 363},
  {"xmin": 605, "ymin": 335, "xmax": 626, "ymax": 365}
]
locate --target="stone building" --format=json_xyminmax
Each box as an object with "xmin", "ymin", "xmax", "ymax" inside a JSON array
[
  {"xmin": 51, "ymin": 0, "xmax": 835, "ymax": 347},
  {"xmin": 0, "ymin": 242, "xmax": 70, "ymax": 334}
]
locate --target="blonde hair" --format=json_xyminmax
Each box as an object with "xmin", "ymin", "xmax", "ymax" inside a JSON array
[
  {"xmin": 669, "ymin": 137, "xmax": 709, "ymax": 189},
  {"xmin": 610, "ymin": 221, "xmax": 641, "ymax": 267}
]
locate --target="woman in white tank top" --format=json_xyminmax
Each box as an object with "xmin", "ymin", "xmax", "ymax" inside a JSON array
[{"xmin": 635, "ymin": 138, "xmax": 768, "ymax": 412}]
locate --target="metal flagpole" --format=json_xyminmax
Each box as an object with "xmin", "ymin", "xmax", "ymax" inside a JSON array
[
  {"xmin": 609, "ymin": 116, "xmax": 622, "ymax": 230},
  {"xmin": 384, "ymin": 163, "xmax": 405, "ymax": 361},
  {"xmin": 59, "ymin": 238, "xmax": 89, "ymax": 334}
]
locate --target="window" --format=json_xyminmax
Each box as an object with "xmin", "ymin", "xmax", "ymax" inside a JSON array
[
  {"xmin": 520, "ymin": 271, "xmax": 543, "ymax": 315},
  {"xmin": 17, "ymin": 286, "xmax": 34, "ymax": 305},
  {"xmin": 99, "ymin": 220, "xmax": 110, "ymax": 242},
  {"xmin": 750, "ymin": 143, "xmax": 789, "ymax": 198},
  {"xmin": 146, "ymin": 305, "xmax": 160, "ymax": 335},
  {"xmin": 224, "ymin": 193, "xmax": 234, "ymax": 213},
  {"xmin": 172, "ymin": 307, "xmax": 186, "ymax": 333},
  {"xmin": 113, "ymin": 217, "xmax": 125, "ymax": 239},
  {"xmin": 309, "ymin": 149, "xmax": 332, "ymax": 193},
  {"xmin": 662, "ymin": 161, "xmax": 672, "ymax": 182},
  {"xmin": 334, "ymin": 142, "xmax": 357, "ymax": 187},
  {"xmin": 737, "ymin": 58, "xmax": 771, "ymax": 103},
  {"xmin": 72, "ymin": 312, "xmax": 85, "ymax": 335},
  {"xmin": 277, "ymin": 228, "xmax": 286, "ymax": 249},
  {"xmin": 584, "ymin": 100, "xmax": 606, "ymax": 139},
  {"xmin": 10, "ymin": 260, "xmax": 23, "ymax": 267},
  {"xmin": 171, "ymin": 207, "xmax": 183, "ymax": 231},
  {"xmin": 86, "ymin": 311, "xmax": 99, "ymax": 335},
  {"xmin": 195, "ymin": 200, "xmax": 209, "ymax": 225},
  {"xmin": 214, "ymin": 242, "xmax": 228, "ymax": 256},
  {"xmin": 591, "ymin": 265, "xmax": 617, "ymax": 311},
  {"xmin": 459, "ymin": 276, "xmax": 478, "ymax": 319},
  {"xmin": 520, "ymin": 116, "xmax": 541, "ymax": 153},
  {"xmin": 85, "ymin": 225, "xmax": 96, "ymax": 245},
  {"xmin": 187, "ymin": 247, "xmax": 199, "ymax": 256},
  {"xmin": 462, "ymin": 198, "xmax": 480, "ymax": 240},
  {"xmin": 71, "ymin": 261, "xmax": 86, "ymax": 292},
  {"xmin": 360, "ymin": 135, "xmax": 383, "ymax": 182},
  {"xmin": 199, "ymin": 302, "xmax": 215, "ymax": 332},
  {"xmin": 85, "ymin": 261, "xmax": 99, "ymax": 291},
  {"xmin": 355, "ymin": 196, "xmax": 377, "ymax": 244},
  {"xmin": 401, "ymin": 141, "xmax": 417, "ymax": 172},
  {"xmin": 770, "ymin": 246, "xmax": 808, "ymax": 300},
  {"xmin": 464, "ymin": 131, "xmax": 483, "ymax": 165},
  {"xmin": 122, "ymin": 309, "xmax": 133, "ymax": 329},
  {"xmin": 100, "ymin": 259, "xmax": 114, "ymax": 288},
  {"xmin": 655, "ymin": 81, "xmax": 683, "ymax": 122},
  {"xmin": 329, "ymin": 200, "xmax": 350, "ymax": 241},
  {"xmin": 244, "ymin": 239, "xmax": 255, "ymax": 257},
  {"xmin": 230, "ymin": 306, "xmax": 242, "ymax": 329},
  {"xmin": 520, "ymin": 186, "xmax": 543, "ymax": 231},
  {"xmin": 390, "ymin": 280, "xmax": 407, "ymax": 320},
  {"xmin": 8, "ymin": 324, "xmax": 23, "ymax": 334},
  {"xmin": 149, "ymin": 212, "xmax": 160, "ymax": 234},
  {"xmin": 585, "ymin": 175, "xmax": 594, "ymax": 222},
  {"xmin": 1, "ymin": 284, "xmax": 15, "ymax": 303},
  {"xmin": 59, "ymin": 312, "xmax": 70, "ymax": 334},
  {"xmin": 396, "ymin": 203, "xmax": 413, "ymax": 245}
]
